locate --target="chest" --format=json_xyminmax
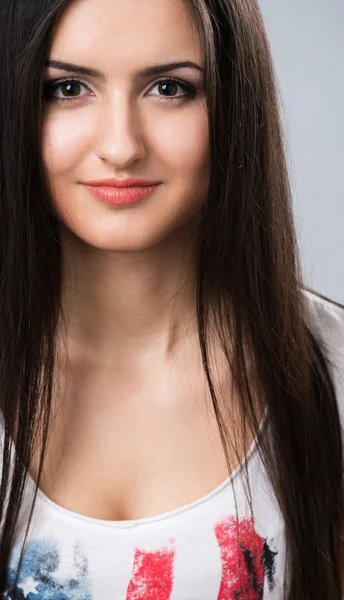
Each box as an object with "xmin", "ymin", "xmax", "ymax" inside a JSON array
[{"xmin": 28, "ymin": 362, "xmax": 253, "ymax": 522}]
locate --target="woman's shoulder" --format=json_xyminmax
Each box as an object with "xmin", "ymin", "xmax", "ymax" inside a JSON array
[
  {"xmin": 302, "ymin": 287, "xmax": 344, "ymax": 428},
  {"xmin": 302, "ymin": 287, "xmax": 344, "ymax": 352}
]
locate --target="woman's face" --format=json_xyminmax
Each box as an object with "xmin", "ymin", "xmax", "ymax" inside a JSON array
[{"xmin": 42, "ymin": 0, "xmax": 210, "ymax": 251}]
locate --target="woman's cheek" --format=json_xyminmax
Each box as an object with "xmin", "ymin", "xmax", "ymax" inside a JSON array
[
  {"xmin": 41, "ymin": 111, "xmax": 93, "ymax": 174},
  {"xmin": 149, "ymin": 108, "xmax": 209, "ymax": 173}
]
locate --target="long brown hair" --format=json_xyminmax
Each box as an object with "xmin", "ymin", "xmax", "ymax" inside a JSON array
[{"xmin": 0, "ymin": 0, "xmax": 343, "ymax": 597}]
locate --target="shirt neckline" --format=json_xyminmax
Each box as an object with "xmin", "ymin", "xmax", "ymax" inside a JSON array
[{"xmin": 23, "ymin": 407, "xmax": 268, "ymax": 530}]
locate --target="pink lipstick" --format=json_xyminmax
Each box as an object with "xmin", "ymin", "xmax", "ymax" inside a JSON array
[{"xmin": 81, "ymin": 177, "xmax": 162, "ymax": 206}]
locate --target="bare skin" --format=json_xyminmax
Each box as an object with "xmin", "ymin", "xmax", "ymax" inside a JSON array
[
  {"xmin": 27, "ymin": 0, "xmax": 259, "ymax": 521},
  {"xmin": 28, "ymin": 306, "xmax": 257, "ymax": 521},
  {"xmin": 31, "ymin": 327, "xmax": 241, "ymax": 521}
]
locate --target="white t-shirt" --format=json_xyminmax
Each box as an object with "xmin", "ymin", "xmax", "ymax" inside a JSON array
[{"xmin": 1, "ymin": 289, "xmax": 343, "ymax": 599}]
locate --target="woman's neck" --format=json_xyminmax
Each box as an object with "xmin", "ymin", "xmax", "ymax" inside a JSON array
[{"xmin": 57, "ymin": 221, "xmax": 200, "ymax": 368}]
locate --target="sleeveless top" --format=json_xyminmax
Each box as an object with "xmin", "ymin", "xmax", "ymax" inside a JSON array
[{"xmin": 0, "ymin": 289, "xmax": 343, "ymax": 599}]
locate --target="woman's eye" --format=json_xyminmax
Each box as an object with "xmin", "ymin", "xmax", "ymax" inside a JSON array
[
  {"xmin": 149, "ymin": 79, "xmax": 197, "ymax": 101},
  {"xmin": 43, "ymin": 79, "xmax": 90, "ymax": 102}
]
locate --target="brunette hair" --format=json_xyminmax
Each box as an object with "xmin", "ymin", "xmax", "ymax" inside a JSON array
[{"xmin": 0, "ymin": 0, "xmax": 343, "ymax": 597}]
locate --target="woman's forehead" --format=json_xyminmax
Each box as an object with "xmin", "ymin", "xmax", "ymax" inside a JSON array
[{"xmin": 49, "ymin": 0, "xmax": 203, "ymax": 78}]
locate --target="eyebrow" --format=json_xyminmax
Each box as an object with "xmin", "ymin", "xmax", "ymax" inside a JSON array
[{"xmin": 44, "ymin": 59, "xmax": 204, "ymax": 81}]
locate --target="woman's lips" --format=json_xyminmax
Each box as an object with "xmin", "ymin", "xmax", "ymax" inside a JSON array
[{"xmin": 82, "ymin": 184, "xmax": 161, "ymax": 205}]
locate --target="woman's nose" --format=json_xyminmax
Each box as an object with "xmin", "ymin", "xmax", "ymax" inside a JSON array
[{"xmin": 94, "ymin": 94, "xmax": 146, "ymax": 168}]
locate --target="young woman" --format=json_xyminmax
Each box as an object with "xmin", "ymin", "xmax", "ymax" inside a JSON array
[{"xmin": 0, "ymin": 0, "xmax": 343, "ymax": 598}]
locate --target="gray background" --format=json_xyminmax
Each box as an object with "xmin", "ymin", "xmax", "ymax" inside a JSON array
[{"xmin": 258, "ymin": 0, "xmax": 343, "ymax": 303}]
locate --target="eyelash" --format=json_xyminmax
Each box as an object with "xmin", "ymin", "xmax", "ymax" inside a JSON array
[{"xmin": 43, "ymin": 76, "xmax": 198, "ymax": 104}]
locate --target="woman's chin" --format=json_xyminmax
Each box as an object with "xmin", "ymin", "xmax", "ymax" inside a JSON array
[{"xmin": 58, "ymin": 221, "xmax": 171, "ymax": 254}]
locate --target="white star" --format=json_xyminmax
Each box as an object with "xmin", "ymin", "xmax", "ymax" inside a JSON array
[{"xmin": 20, "ymin": 576, "xmax": 38, "ymax": 596}]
